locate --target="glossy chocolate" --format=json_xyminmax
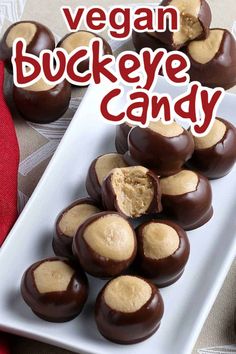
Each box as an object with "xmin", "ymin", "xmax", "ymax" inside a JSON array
[
  {"xmin": 127, "ymin": 123, "xmax": 194, "ymax": 176},
  {"xmin": 154, "ymin": 0, "xmax": 211, "ymax": 50},
  {"xmin": 0, "ymin": 21, "xmax": 55, "ymax": 72},
  {"xmin": 53, "ymin": 198, "xmax": 101, "ymax": 259},
  {"xmin": 161, "ymin": 171, "xmax": 213, "ymax": 230},
  {"xmin": 57, "ymin": 30, "xmax": 112, "ymax": 74},
  {"xmin": 73, "ymin": 212, "xmax": 137, "ymax": 278},
  {"xmin": 101, "ymin": 167, "xmax": 162, "ymax": 218},
  {"xmin": 135, "ymin": 220, "xmax": 190, "ymax": 287},
  {"xmin": 132, "ymin": 30, "xmax": 172, "ymax": 53},
  {"xmin": 86, "ymin": 153, "xmax": 127, "ymax": 203},
  {"xmin": 21, "ymin": 257, "xmax": 88, "ymax": 322},
  {"xmin": 95, "ymin": 276, "xmax": 164, "ymax": 344},
  {"xmin": 186, "ymin": 29, "xmax": 236, "ymax": 89},
  {"xmin": 13, "ymin": 80, "xmax": 71, "ymax": 123},
  {"xmin": 115, "ymin": 123, "xmax": 133, "ymax": 154},
  {"xmin": 188, "ymin": 118, "xmax": 236, "ymax": 179}
]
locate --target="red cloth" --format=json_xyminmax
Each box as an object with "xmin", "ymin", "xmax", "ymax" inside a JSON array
[{"xmin": 0, "ymin": 60, "xmax": 20, "ymax": 353}]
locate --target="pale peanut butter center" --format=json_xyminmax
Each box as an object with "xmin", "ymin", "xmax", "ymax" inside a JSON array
[
  {"xmin": 149, "ymin": 121, "xmax": 184, "ymax": 137},
  {"xmin": 104, "ymin": 276, "xmax": 152, "ymax": 313},
  {"xmin": 194, "ymin": 119, "xmax": 226, "ymax": 149},
  {"xmin": 59, "ymin": 204, "xmax": 100, "ymax": 237},
  {"xmin": 143, "ymin": 223, "xmax": 179, "ymax": 260},
  {"xmin": 95, "ymin": 153, "xmax": 127, "ymax": 186},
  {"xmin": 23, "ymin": 77, "xmax": 57, "ymax": 92},
  {"xmin": 34, "ymin": 261, "xmax": 74, "ymax": 294},
  {"xmin": 83, "ymin": 214, "xmax": 135, "ymax": 261},
  {"xmin": 171, "ymin": 0, "xmax": 202, "ymax": 46},
  {"xmin": 188, "ymin": 30, "xmax": 224, "ymax": 64},
  {"xmin": 61, "ymin": 32, "xmax": 96, "ymax": 54},
  {"xmin": 161, "ymin": 170, "xmax": 198, "ymax": 195},
  {"xmin": 6, "ymin": 22, "xmax": 37, "ymax": 47},
  {"xmin": 111, "ymin": 166, "xmax": 155, "ymax": 218}
]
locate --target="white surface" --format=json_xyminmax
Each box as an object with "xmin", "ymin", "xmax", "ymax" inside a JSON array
[{"xmin": 0, "ymin": 77, "xmax": 236, "ymax": 354}]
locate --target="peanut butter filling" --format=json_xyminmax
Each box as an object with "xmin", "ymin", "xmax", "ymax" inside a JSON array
[
  {"xmin": 111, "ymin": 166, "xmax": 155, "ymax": 218},
  {"xmin": 194, "ymin": 119, "xmax": 226, "ymax": 149},
  {"xmin": 104, "ymin": 276, "xmax": 152, "ymax": 313},
  {"xmin": 6, "ymin": 22, "xmax": 37, "ymax": 47},
  {"xmin": 83, "ymin": 214, "xmax": 135, "ymax": 261},
  {"xmin": 59, "ymin": 203, "xmax": 100, "ymax": 237},
  {"xmin": 171, "ymin": 0, "xmax": 203, "ymax": 46},
  {"xmin": 95, "ymin": 153, "xmax": 127, "ymax": 186},
  {"xmin": 143, "ymin": 223, "xmax": 179, "ymax": 260},
  {"xmin": 160, "ymin": 170, "xmax": 198, "ymax": 195},
  {"xmin": 34, "ymin": 261, "xmax": 74, "ymax": 294},
  {"xmin": 149, "ymin": 121, "xmax": 184, "ymax": 137},
  {"xmin": 188, "ymin": 29, "xmax": 224, "ymax": 64},
  {"xmin": 61, "ymin": 31, "xmax": 96, "ymax": 54}
]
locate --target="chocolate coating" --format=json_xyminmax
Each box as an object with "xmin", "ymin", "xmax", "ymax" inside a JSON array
[
  {"xmin": 13, "ymin": 80, "xmax": 71, "ymax": 123},
  {"xmin": 95, "ymin": 276, "xmax": 164, "ymax": 344},
  {"xmin": 135, "ymin": 220, "xmax": 190, "ymax": 287},
  {"xmin": 73, "ymin": 212, "xmax": 137, "ymax": 278},
  {"xmin": 127, "ymin": 124, "xmax": 194, "ymax": 176},
  {"xmin": 154, "ymin": 0, "xmax": 211, "ymax": 50},
  {"xmin": 115, "ymin": 123, "xmax": 133, "ymax": 154},
  {"xmin": 186, "ymin": 29, "xmax": 236, "ymax": 89},
  {"xmin": 132, "ymin": 30, "xmax": 172, "ymax": 53},
  {"xmin": 57, "ymin": 31, "xmax": 112, "ymax": 74},
  {"xmin": 101, "ymin": 167, "xmax": 162, "ymax": 218},
  {"xmin": 188, "ymin": 118, "xmax": 236, "ymax": 179},
  {"xmin": 0, "ymin": 21, "xmax": 55, "ymax": 73},
  {"xmin": 161, "ymin": 171, "xmax": 213, "ymax": 230},
  {"xmin": 53, "ymin": 198, "xmax": 101, "ymax": 259},
  {"xmin": 21, "ymin": 257, "xmax": 88, "ymax": 322}
]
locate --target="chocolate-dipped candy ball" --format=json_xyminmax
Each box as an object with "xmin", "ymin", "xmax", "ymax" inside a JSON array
[
  {"xmin": 13, "ymin": 78, "xmax": 71, "ymax": 123},
  {"xmin": 160, "ymin": 169, "xmax": 213, "ymax": 230},
  {"xmin": 21, "ymin": 257, "xmax": 88, "ymax": 322},
  {"xmin": 186, "ymin": 29, "xmax": 236, "ymax": 89},
  {"xmin": 73, "ymin": 212, "xmax": 137, "ymax": 278},
  {"xmin": 126, "ymin": 121, "xmax": 194, "ymax": 176},
  {"xmin": 102, "ymin": 166, "xmax": 162, "ymax": 218},
  {"xmin": 115, "ymin": 123, "xmax": 133, "ymax": 154},
  {"xmin": 189, "ymin": 118, "xmax": 236, "ymax": 179},
  {"xmin": 136, "ymin": 220, "xmax": 190, "ymax": 287},
  {"xmin": 53, "ymin": 198, "xmax": 101, "ymax": 259},
  {"xmin": 0, "ymin": 21, "xmax": 55, "ymax": 72},
  {"xmin": 132, "ymin": 30, "xmax": 172, "ymax": 53},
  {"xmin": 95, "ymin": 275, "xmax": 164, "ymax": 344},
  {"xmin": 153, "ymin": 0, "xmax": 211, "ymax": 50},
  {"xmin": 86, "ymin": 153, "xmax": 127, "ymax": 202},
  {"xmin": 57, "ymin": 31, "xmax": 112, "ymax": 73}
]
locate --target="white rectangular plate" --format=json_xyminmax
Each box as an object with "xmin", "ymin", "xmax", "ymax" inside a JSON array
[{"xmin": 0, "ymin": 76, "xmax": 236, "ymax": 354}]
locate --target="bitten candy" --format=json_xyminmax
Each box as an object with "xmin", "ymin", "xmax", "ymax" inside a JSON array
[
  {"xmin": 13, "ymin": 78, "xmax": 71, "ymax": 123},
  {"xmin": 102, "ymin": 166, "xmax": 162, "ymax": 218},
  {"xmin": 160, "ymin": 169, "xmax": 213, "ymax": 230},
  {"xmin": 188, "ymin": 118, "xmax": 236, "ymax": 179},
  {"xmin": 126, "ymin": 121, "xmax": 194, "ymax": 177},
  {"xmin": 186, "ymin": 29, "xmax": 236, "ymax": 89},
  {"xmin": 53, "ymin": 198, "xmax": 101, "ymax": 259},
  {"xmin": 73, "ymin": 212, "xmax": 137, "ymax": 278},
  {"xmin": 135, "ymin": 220, "xmax": 190, "ymax": 287},
  {"xmin": 21, "ymin": 258, "xmax": 88, "ymax": 322},
  {"xmin": 0, "ymin": 21, "xmax": 55, "ymax": 72},
  {"xmin": 95, "ymin": 275, "xmax": 164, "ymax": 344},
  {"xmin": 86, "ymin": 153, "xmax": 127, "ymax": 202},
  {"xmin": 153, "ymin": 0, "xmax": 211, "ymax": 50}
]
